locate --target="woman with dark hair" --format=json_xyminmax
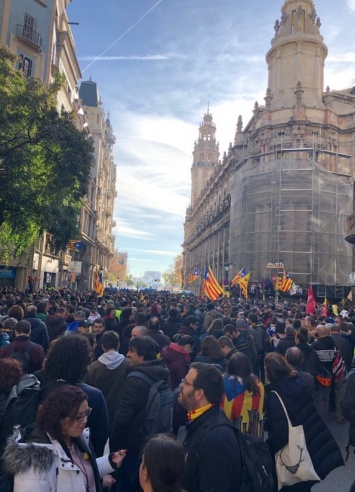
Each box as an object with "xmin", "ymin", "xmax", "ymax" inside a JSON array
[
  {"xmin": 264, "ymin": 353, "xmax": 343, "ymax": 491},
  {"xmin": 40, "ymin": 334, "xmax": 109, "ymax": 457},
  {"xmin": 194, "ymin": 335, "xmax": 227, "ymax": 371},
  {"xmin": 221, "ymin": 352, "xmax": 264, "ymax": 436},
  {"xmin": 161, "ymin": 335, "xmax": 193, "ymax": 390},
  {"xmin": 3, "ymin": 385, "xmax": 125, "ymax": 491},
  {"xmin": 139, "ymin": 434, "xmax": 185, "ymax": 492}
]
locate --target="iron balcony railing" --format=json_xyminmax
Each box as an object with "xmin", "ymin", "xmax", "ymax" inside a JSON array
[{"xmin": 16, "ymin": 24, "xmax": 42, "ymax": 49}]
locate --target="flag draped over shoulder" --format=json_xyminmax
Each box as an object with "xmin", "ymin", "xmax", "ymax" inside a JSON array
[
  {"xmin": 94, "ymin": 269, "xmax": 104, "ymax": 296},
  {"xmin": 306, "ymin": 287, "xmax": 316, "ymax": 315},
  {"xmin": 202, "ymin": 266, "xmax": 223, "ymax": 301},
  {"xmin": 279, "ymin": 271, "xmax": 293, "ymax": 292},
  {"xmin": 188, "ymin": 267, "xmax": 200, "ymax": 284},
  {"xmin": 231, "ymin": 268, "xmax": 250, "ymax": 298}
]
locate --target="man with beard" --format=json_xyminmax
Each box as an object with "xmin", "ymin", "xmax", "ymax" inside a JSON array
[{"xmin": 179, "ymin": 362, "xmax": 241, "ymax": 492}]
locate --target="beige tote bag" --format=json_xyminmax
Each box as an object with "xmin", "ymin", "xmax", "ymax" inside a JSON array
[{"xmin": 271, "ymin": 391, "xmax": 320, "ymax": 491}]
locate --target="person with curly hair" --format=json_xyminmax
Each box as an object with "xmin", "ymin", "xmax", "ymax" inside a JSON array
[
  {"xmin": 3, "ymin": 385, "xmax": 126, "ymax": 492},
  {"xmin": 139, "ymin": 434, "xmax": 185, "ymax": 492},
  {"xmin": 40, "ymin": 334, "xmax": 109, "ymax": 457}
]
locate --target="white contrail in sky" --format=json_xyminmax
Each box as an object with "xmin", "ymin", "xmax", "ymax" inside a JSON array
[{"xmin": 82, "ymin": 0, "xmax": 164, "ymax": 73}]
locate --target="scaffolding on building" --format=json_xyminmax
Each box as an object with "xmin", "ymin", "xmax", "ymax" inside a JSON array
[{"xmin": 229, "ymin": 129, "xmax": 354, "ymax": 293}]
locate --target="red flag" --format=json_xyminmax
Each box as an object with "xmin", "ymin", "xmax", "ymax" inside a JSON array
[{"xmin": 306, "ymin": 287, "xmax": 316, "ymax": 315}]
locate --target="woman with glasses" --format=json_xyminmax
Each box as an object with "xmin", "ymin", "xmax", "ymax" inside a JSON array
[{"xmin": 3, "ymin": 385, "xmax": 125, "ymax": 492}]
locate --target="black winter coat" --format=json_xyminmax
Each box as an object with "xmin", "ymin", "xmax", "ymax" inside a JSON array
[
  {"xmin": 24, "ymin": 317, "xmax": 49, "ymax": 352},
  {"xmin": 275, "ymin": 335, "xmax": 296, "ymax": 356},
  {"xmin": 297, "ymin": 342, "xmax": 322, "ymax": 377},
  {"xmin": 45, "ymin": 315, "xmax": 67, "ymax": 342},
  {"xmin": 162, "ymin": 318, "xmax": 181, "ymax": 341},
  {"xmin": 265, "ymin": 374, "xmax": 343, "ymax": 491},
  {"xmin": 109, "ymin": 359, "xmax": 171, "ymax": 455},
  {"xmin": 343, "ymin": 369, "xmax": 355, "ymax": 446},
  {"xmin": 183, "ymin": 405, "xmax": 242, "ymax": 492}
]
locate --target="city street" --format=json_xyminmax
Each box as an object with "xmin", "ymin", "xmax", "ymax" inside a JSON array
[{"xmin": 314, "ymin": 415, "xmax": 354, "ymax": 491}]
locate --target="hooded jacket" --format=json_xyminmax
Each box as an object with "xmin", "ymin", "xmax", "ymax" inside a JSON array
[
  {"xmin": 110, "ymin": 359, "xmax": 171, "ymax": 455},
  {"xmin": 161, "ymin": 343, "xmax": 190, "ymax": 389},
  {"xmin": 265, "ymin": 374, "xmax": 343, "ymax": 489},
  {"xmin": 2, "ymin": 426, "xmax": 114, "ymax": 492},
  {"xmin": 85, "ymin": 352, "xmax": 130, "ymax": 426}
]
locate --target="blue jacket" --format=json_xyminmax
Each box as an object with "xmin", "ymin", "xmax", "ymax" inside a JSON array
[
  {"xmin": 67, "ymin": 320, "xmax": 79, "ymax": 332},
  {"xmin": 0, "ymin": 332, "xmax": 9, "ymax": 349}
]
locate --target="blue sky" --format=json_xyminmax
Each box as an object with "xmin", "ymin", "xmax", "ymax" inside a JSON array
[{"xmin": 67, "ymin": 0, "xmax": 355, "ymax": 277}]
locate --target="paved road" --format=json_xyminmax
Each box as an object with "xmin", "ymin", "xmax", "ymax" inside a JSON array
[{"xmin": 313, "ymin": 413, "xmax": 354, "ymax": 491}]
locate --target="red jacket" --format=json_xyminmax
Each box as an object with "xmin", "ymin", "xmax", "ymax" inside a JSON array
[{"xmin": 0, "ymin": 336, "xmax": 45, "ymax": 373}]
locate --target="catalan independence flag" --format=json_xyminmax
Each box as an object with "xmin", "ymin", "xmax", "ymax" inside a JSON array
[
  {"xmin": 231, "ymin": 268, "xmax": 250, "ymax": 298},
  {"xmin": 231, "ymin": 268, "xmax": 246, "ymax": 287},
  {"xmin": 236, "ymin": 272, "xmax": 250, "ymax": 298},
  {"xmin": 221, "ymin": 378, "xmax": 265, "ymax": 436},
  {"xmin": 188, "ymin": 267, "xmax": 199, "ymax": 284},
  {"xmin": 279, "ymin": 271, "xmax": 293, "ymax": 292},
  {"xmin": 202, "ymin": 266, "xmax": 223, "ymax": 301},
  {"xmin": 94, "ymin": 269, "xmax": 104, "ymax": 296}
]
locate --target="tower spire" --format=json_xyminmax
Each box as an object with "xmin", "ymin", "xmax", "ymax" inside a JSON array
[
  {"xmin": 190, "ymin": 109, "xmax": 219, "ymax": 208},
  {"xmin": 267, "ymin": 0, "xmax": 327, "ymax": 109}
]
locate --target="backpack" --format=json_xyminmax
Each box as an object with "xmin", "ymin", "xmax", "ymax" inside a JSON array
[
  {"xmin": 7, "ymin": 343, "xmax": 34, "ymax": 374},
  {"xmin": 332, "ymin": 350, "xmax": 346, "ymax": 383},
  {"xmin": 126, "ymin": 371, "xmax": 173, "ymax": 436},
  {"xmin": 0, "ymin": 375, "xmax": 41, "ymax": 453},
  {"xmin": 196, "ymin": 418, "xmax": 274, "ymax": 492}
]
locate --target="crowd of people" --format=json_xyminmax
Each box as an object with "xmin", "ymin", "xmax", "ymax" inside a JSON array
[{"xmin": 0, "ymin": 286, "xmax": 354, "ymax": 491}]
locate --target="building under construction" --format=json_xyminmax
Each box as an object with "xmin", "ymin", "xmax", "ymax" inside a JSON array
[{"xmin": 183, "ymin": 0, "xmax": 355, "ymax": 298}]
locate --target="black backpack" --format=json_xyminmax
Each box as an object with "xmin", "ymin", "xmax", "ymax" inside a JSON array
[
  {"xmin": 196, "ymin": 418, "xmax": 274, "ymax": 492},
  {"xmin": 126, "ymin": 371, "xmax": 173, "ymax": 436},
  {"xmin": 0, "ymin": 375, "xmax": 41, "ymax": 454},
  {"xmin": 7, "ymin": 344, "xmax": 34, "ymax": 373}
]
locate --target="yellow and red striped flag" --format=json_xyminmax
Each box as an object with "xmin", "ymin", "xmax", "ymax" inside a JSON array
[
  {"xmin": 202, "ymin": 266, "xmax": 223, "ymax": 301},
  {"xmin": 280, "ymin": 271, "xmax": 293, "ymax": 292}
]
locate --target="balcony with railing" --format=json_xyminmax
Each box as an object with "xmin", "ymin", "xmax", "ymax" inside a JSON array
[{"xmin": 16, "ymin": 24, "xmax": 42, "ymax": 51}]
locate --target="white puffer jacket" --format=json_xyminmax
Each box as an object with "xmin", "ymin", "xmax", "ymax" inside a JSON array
[{"xmin": 3, "ymin": 427, "xmax": 114, "ymax": 492}]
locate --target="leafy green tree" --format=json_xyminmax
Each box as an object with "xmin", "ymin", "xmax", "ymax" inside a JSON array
[{"xmin": 0, "ymin": 47, "xmax": 94, "ymax": 262}]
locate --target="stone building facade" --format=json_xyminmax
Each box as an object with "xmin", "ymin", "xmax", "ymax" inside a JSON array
[
  {"xmin": 0, "ymin": 0, "xmax": 117, "ymax": 289},
  {"xmin": 183, "ymin": 0, "xmax": 355, "ymax": 298}
]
